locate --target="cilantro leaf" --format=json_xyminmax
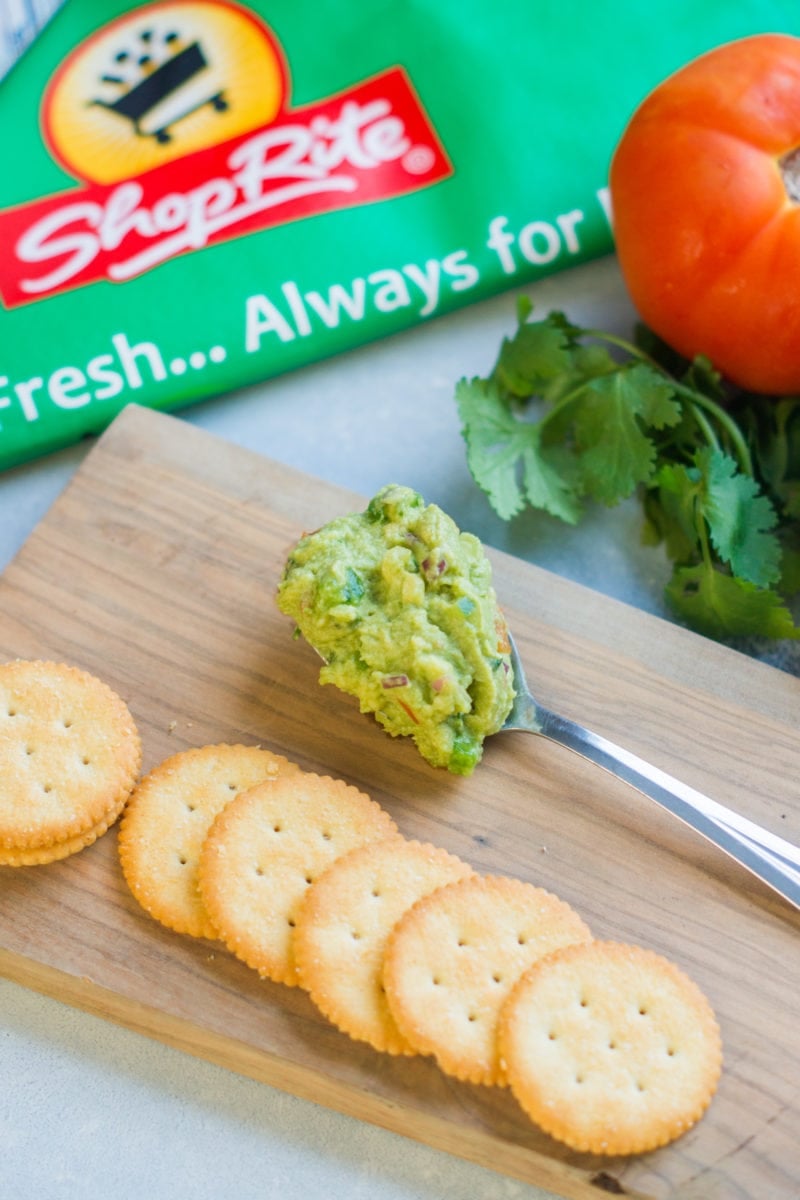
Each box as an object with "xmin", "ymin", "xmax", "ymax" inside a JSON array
[
  {"xmin": 700, "ymin": 448, "xmax": 781, "ymax": 586},
  {"xmin": 650, "ymin": 449, "xmax": 782, "ymax": 587},
  {"xmin": 493, "ymin": 319, "xmax": 573, "ymax": 398},
  {"xmin": 666, "ymin": 563, "xmax": 799, "ymax": 640},
  {"xmin": 455, "ymin": 377, "xmax": 583, "ymax": 523},
  {"xmin": 521, "ymin": 437, "xmax": 584, "ymax": 523},
  {"xmin": 573, "ymin": 365, "xmax": 681, "ymax": 505},
  {"xmin": 644, "ymin": 463, "xmax": 701, "ymax": 563},
  {"xmin": 455, "ymin": 377, "xmax": 528, "ymax": 520}
]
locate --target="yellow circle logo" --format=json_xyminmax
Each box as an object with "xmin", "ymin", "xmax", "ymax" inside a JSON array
[{"xmin": 43, "ymin": 0, "xmax": 287, "ymax": 184}]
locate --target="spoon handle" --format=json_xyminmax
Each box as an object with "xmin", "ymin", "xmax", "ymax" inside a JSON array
[{"xmin": 535, "ymin": 705, "xmax": 800, "ymax": 911}]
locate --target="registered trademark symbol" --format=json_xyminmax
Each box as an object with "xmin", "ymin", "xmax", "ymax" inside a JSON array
[{"xmin": 402, "ymin": 144, "xmax": 436, "ymax": 175}]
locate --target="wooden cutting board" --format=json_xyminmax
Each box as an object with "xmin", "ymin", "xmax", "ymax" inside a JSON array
[{"xmin": 1, "ymin": 403, "xmax": 798, "ymax": 1200}]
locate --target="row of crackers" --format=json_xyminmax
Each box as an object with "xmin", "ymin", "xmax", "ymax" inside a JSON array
[{"xmin": 0, "ymin": 661, "xmax": 722, "ymax": 1157}]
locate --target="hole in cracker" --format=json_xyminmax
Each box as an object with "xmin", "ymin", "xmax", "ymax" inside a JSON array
[
  {"xmin": 517, "ymin": 934, "xmax": 527, "ymax": 945},
  {"xmin": 638, "ymin": 1005, "xmax": 649, "ymax": 1016},
  {"xmin": 457, "ymin": 938, "xmax": 468, "ymax": 947},
  {"xmin": 178, "ymin": 855, "xmax": 188, "ymax": 865},
  {"xmin": 7, "ymin": 708, "xmax": 17, "ymax": 717},
  {"xmin": 186, "ymin": 803, "xmax": 196, "ymax": 812},
  {"xmin": 228, "ymin": 782, "xmax": 238, "ymax": 791},
  {"xmin": 288, "ymin": 918, "xmax": 296, "ymax": 928},
  {"xmin": 63, "ymin": 719, "xmax": 73, "ymax": 728},
  {"xmin": 666, "ymin": 1046, "xmax": 676, "ymax": 1057},
  {"xmin": 304, "ymin": 874, "xmax": 313, "ymax": 885},
  {"xmin": 492, "ymin": 973, "xmax": 502, "ymax": 984},
  {"xmin": 636, "ymin": 1080, "xmax": 646, "ymax": 1092},
  {"xmin": 273, "ymin": 823, "xmax": 283, "ymax": 833},
  {"xmin": 351, "ymin": 930, "xmax": 362, "ymax": 940},
  {"xmin": 608, "ymin": 1040, "xmax": 617, "ymax": 1050},
  {"xmin": 25, "ymin": 745, "xmax": 34, "ymax": 756},
  {"xmin": 548, "ymin": 1031, "xmax": 557, "ymax": 1040},
  {"xmin": 579, "ymin": 997, "xmax": 588, "ymax": 1008},
  {"xmin": 575, "ymin": 1074, "xmax": 585, "ymax": 1084},
  {"xmin": 254, "ymin": 866, "xmax": 264, "ymax": 876},
  {"xmin": 432, "ymin": 976, "xmax": 441, "ymax": 986},
  {"xmin": 81, "ymin": 756, "xmax": 91, "ymax": 766},
  {"xmin": 42, "ymin": 783, "xmax": 53, "ymax": 793},
  {"xmin": 321, "ymin": 831, "xmax": 332, "ymax": 841}
]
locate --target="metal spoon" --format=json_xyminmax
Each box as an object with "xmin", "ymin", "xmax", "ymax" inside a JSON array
[{"xmin": 502, "ymin": 632, "xmax": 800, "ymax": 911}]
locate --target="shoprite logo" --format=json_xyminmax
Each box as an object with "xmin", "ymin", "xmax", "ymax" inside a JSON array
[{"xmin": 0, "ymin": 0, "xmax": 452, "ymax": 308}]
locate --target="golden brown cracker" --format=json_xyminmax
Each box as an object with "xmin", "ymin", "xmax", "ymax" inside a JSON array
[
  {"xmin": 383, "ymin": 874, "xmax": 592, "ymax": 1085},
  {"xmin": 118, "ymin": 743, "xmax": 299, "ymax": 937},
  {"xmin": 0, "ymin": 790, "xmax": 130, "ymax": 866},
  {"xmin": 295, "ymin": 838, "xmax": 473, "ymax": 1054},
  {"xmin": 0, "ymin": 660, "xmax": 141, "ymax": 861},
  {"xmin": 498, "ymin": 940, "xmax": 722, "ymax": 1155},
  {"xmin": 197, "ymin": 772, "xmax": 397, "ymax": 986}
]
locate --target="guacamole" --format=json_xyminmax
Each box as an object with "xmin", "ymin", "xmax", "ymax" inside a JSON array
[{"xmin": 277, "ymin": 485, "xmax": 515, "ymax": 775}]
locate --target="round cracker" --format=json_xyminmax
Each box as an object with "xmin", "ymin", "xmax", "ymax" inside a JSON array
[
  {"xmin": 0, "ymin": 788, "xmax": 131, "ymax": 866},
  {"xmin": 197, "ymin": 772, "xmax": 398, "ymax": 986},
  {"xmin": 118, "ymin": 744, "xmax": 300, "ymax": 937},
  {"xmin": 0, "ymin": 660, "xmax": 141, "ymax": 858},
  {"xmin": 295, "ymin": 838, "xmax": 474, "ymax": 1054},
  {"xmin": 498, "ymin": 940, "xmax": 723, "ymax": 1155},
  {"xmin": 382, "ymin": 874, "xmax": 592, "ymax": 1086}
]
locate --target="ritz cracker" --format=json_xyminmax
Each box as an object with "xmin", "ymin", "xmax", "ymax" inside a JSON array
[{"xmin": 1, "ymin": 0, "xmax": 795, "ymax": 468}]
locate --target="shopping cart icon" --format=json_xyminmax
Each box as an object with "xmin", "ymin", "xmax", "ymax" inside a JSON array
[{"xmin": 91, "ymin": 39, "xmax": 228, "ymax": 144}]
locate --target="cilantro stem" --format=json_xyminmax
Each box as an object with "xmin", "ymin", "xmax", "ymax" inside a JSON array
[
  {"xmin": 675, "ymin": 386, "xmax": 754, "ymax": 476},
  {"xmin": 582, "ymin": 329, "xmax": 647, "ymax": 361},
  {"xmin": 686, "ymin": 401, "xmax": 719, "ymax": 453},
  {"xmin": 582, "ymin": 329, "xmax": 754, "ymax": 477},
  {"xmin": 535, "ymin": 379, "xmax": 593, "ymax": 431},
  {"xmin": 695, "ymin": 492, "xmax": 715, "ymax": 571}
]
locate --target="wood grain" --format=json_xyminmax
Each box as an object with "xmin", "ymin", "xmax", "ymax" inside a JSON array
[{"xmin": 0, "ymin": 403, "xmax": 798, "ymax": 1199}]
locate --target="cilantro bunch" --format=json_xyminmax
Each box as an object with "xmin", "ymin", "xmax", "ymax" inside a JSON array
[{"xmin": 455, "ymin": 299, "xmax": 800, "ymax": 641}]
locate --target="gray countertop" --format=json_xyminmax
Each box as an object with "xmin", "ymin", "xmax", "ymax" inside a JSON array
[{"xmin": 0, "ymin": 254, "xmax": 795, "ymax": 1200}]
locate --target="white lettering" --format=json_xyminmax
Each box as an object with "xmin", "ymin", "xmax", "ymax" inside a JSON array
[
  {"xmin": 308, "ymin": 101, "xmax": 408, "ymax": 171},
  {"xmin": 486, "ymin": 209, "xmax": 590, "ymax": 275},
  {"xmin": 14, "ymin": 96, "xmax": 419, "ymax": 295},
  {"xmin": 486, "ymin": 216, "xmax": 516, "ymax": 274},
  {"xmin": 184, "ymin": 178, "xmax": 238, "ymax": 248},
  {"xmin": 0, "ymin": 377, "xmax": 10, "ymax": 427},
  {"xmin": 596, "ymin": 186, "xmax": 613, "ymax": 226},
  {"xmin": 99, "ymin": 182, "xmax": 157, "ymax": 250},
  {"xmin": 304, "ymin": 279, "xmax": 367, "ymax": 327},
  {"xmin": 111, "ymin": 333, "xmax": 167, "ymax": 388},
  {"xmin": 48, "ymin": 366, "xmax": 90, "ymax": 409},
  {"xmin": 441, "ymin": 249, "xmax": 479, "ymax": 292},
  {"xmin": 281, "ymin": 282, "xmax": 313, "ymax": 336},
  {"xmin": 16, "ymin": 203, "xmax": 102, "ymax": 294},
  {"xmin": 86, "ymin": 353, "xmax": 125, "ymax": 401},
  {"xmin": 245, "ymin": 294, "xmax": 296, "ymax": 349},
  {"xmin": 368, "ymin": 268, "xmax": 411, "ymax": 312},
  {"xmin": 518, "ymin": 220, "xmax": 560, "ymax": 266},
  {"xmin": 361, "ymin": 113, "xmax": 409, "ymax": 163},
  {"xmin": 14, "ymin": 377, "xmax": 43, "ymax": 421},
  {"xmin": 556, "ymin": 209, "xmax": 584, "ymax": 253},
  {"xmin": 402, "ymin": 260, "xmax": 441, "ymax": 317},
  {"xmin": 231, "ymin": 125, "xmax": 319, "ymax": 198},
  {"xmin": 151, "ymin": 192, "xmax": 189, "ymax": 234}
]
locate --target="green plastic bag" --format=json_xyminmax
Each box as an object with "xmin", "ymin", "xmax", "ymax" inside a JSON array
[{"xmin": 1, "ymin": 0, "xmax": 798, "ymax": 468}]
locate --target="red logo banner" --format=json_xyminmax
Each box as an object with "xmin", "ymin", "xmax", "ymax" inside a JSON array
[{"xmin": 0, "ymin": 68, "xmax": 451, "ymax": 308}]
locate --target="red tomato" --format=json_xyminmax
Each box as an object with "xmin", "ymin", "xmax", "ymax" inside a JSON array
[{"xmin": 609, "ymin": 33, "xmax": 800, "ymax": 395}]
